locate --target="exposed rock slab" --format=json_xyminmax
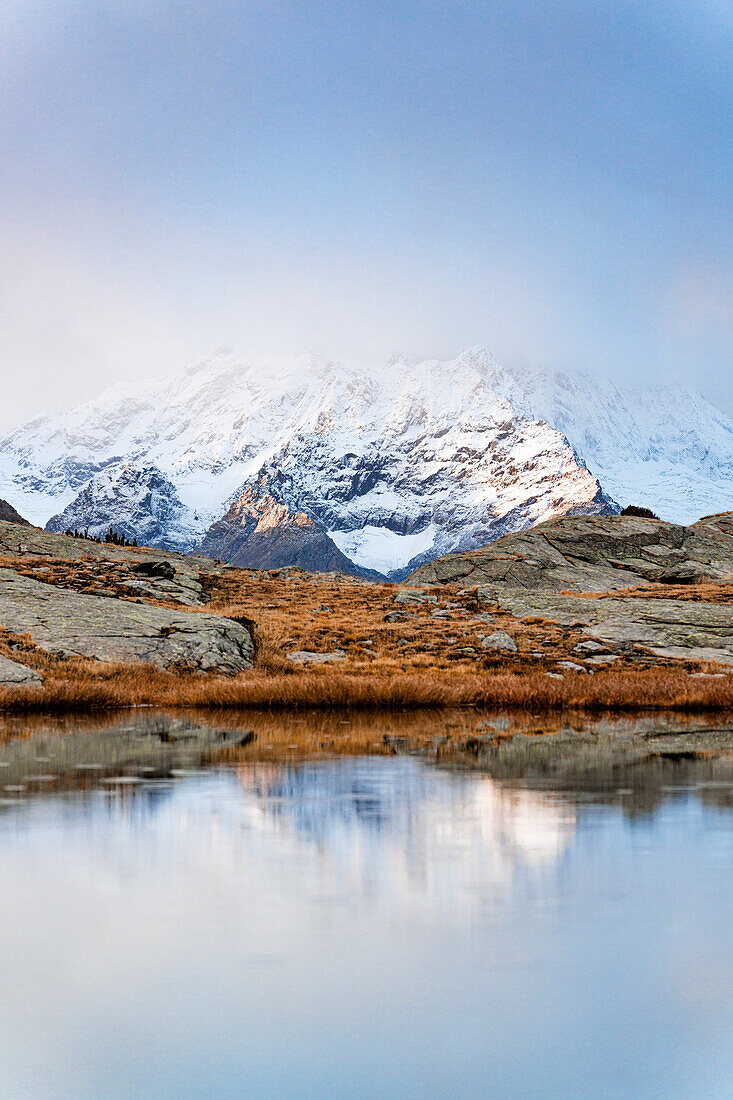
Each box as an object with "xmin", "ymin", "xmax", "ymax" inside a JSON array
[
  {"xmin": 408, "ymin": 512, "xmax": 733, "ymax": 664},
  {"xmin": 395, "ymin": 590, "xmax": 437, "ymax": 605},
  {"xmin": 0, "ymin": 569, "xmax": 253, "ymax": 672},
  {"xmin": 0, "ymin": 520, "xmax": 221, "ymax": 605},
  {"xmin": 492, "ymin": 590, "xmax": 733, "ymax": 664},
  {"xmin": 286, "ymin": 650, "xmax": 346, "ymax": 664},
  {"xmin": 409, "ymin": 513, "xmax": 733, "ymax": 592},
  {"xmin": 0, "ymin": 653, "xmax": 43, "ymax": 686}
]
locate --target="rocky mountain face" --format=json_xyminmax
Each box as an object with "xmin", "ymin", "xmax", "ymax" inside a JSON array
[
  {"xmin": 45, "ymin": 464, "xmax": 197, "ymax": 552},
  {"xmin": 199, "ymin": 487, "xmax": 374, "ymax": 575},
  {"xmin": 501, "ymin": 369, "xmax": 733, "ymax": 524},
  {"xmin": 0, "ymin": 347, "xmax": 729, "ymax": 576},
  {"xmin": 0, "ymin": 499, "xmax": 29, "ymax": 526}
]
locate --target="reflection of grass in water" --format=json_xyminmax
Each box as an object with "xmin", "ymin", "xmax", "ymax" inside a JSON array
[{"xmin": 2, "ymin": 709, "xmax": 733, "ymax": 818}]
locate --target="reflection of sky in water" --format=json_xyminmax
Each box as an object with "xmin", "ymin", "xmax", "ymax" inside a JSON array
[{"xmin": 0, "ymin": 759, "xmax": 732, "ymax": 1099}]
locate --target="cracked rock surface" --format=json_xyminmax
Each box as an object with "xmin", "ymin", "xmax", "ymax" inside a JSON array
[
  {"xmin": 409, "ymin": 512, "xmax": 733, "ymax": 663},
  {"xmin": 0, "ymin": 568, "xmax": 254, "ymax": 673}
]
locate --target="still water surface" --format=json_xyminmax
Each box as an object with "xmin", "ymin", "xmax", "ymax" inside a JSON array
[{"xmin": 1, "ymin": 722, "xmax": 732, "ymax": 1098}]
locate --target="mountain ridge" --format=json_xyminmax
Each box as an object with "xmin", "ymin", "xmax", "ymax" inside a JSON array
[{"xmin": 0, "ymin": 347, "xmax": 729, "ymax": 575}]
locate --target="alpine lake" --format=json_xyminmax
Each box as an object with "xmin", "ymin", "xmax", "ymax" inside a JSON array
[{"xmin": 1, "ymin": 707, "xmax": 732, "ymax": 1099}]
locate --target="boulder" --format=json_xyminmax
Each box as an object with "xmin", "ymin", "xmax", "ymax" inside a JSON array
[
  {"xmin": 383, "ymin": 610, "xmax": 412, "ymax": 622},
  {"xmin": 658, "ymin": 562, "xmax": 708, "ymax": 585},
  {"xmin": 0, "ymin": 569, "xmax": 254, "ymax": 673},
  {"xmin": 481, "ymin": 631, "xmax": 518, "ymax": 653},
  {"xmin": 0, "ymin": 654, "xmax": 43, "ymax": 687}
]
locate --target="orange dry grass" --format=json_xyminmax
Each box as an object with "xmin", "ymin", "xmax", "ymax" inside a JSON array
[
  {"xmin": 0, "ymin": 660, "xmax": 732, "ymax": 715},
  {"xmin": 1, "ymin": 552, "xmax": 732, "ymax": 717}
]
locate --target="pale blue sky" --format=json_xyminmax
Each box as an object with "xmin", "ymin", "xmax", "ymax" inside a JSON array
[{"xmin": 1, "ymin": 0, "xmax": 730, "ymax": 425}]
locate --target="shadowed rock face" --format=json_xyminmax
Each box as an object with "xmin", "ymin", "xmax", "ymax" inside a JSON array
[
  {"xmin": 0, "ymin": 568, "xmax": 254, "ymax": 673},
  {"xmin": 0, "ymin": 500, "xmax": 29, "ymax": 526},
  {"xmin": 45, "ymin": 464, "xmax": 196, "ymax": 552},
  {"xmin": 0, "ymin": 653, "xmax": 43, "ymax": 686},
  {"xmin": 199, "ymin": 489, "xmax": 377, "ymax": 577}
]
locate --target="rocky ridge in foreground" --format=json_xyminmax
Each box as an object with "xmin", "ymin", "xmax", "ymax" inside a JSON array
[
  {"xmin": 408, "ymin": 512, "xmax": 733, "ymax": 663},
  {"xmin": 409, "ymin": 512, "xmax": 733, "ymax": 589},
  {"xmin": 0, "ymin": 520, "xmax": 254, "ymax": 674}
]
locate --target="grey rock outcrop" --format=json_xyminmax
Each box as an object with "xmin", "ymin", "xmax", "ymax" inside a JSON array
[
  {"xmin": 409, "ymin": 512, "xmax": 733, "ymax": 592},
  {"xmin": 477, "ymin": 589, "xmax": 733, "ymax": 664},
  {"xmin": 395, "ymin": 589, "xmax": 438, "ymax": 605},
  {"xmin": 0, "ymin": 569, "xmax": 254, "ymax": 673},
  {"xmin": 481, "ymin": 631, "xmax": 518, "ymax": 653},
  {"xmin": 286, "ymin": 650, "xmax": 346, "ymax": 664},
  {"xmin": 409, "ymin": 512, "xmax": 733, "ymax": 664},
  {"xmin": 0, "ymin": 520, "xmax": 221, "ymax": 605},
  {"xmin": 0, "ymin": 653, "xmax": 43, "ymax": 687}
]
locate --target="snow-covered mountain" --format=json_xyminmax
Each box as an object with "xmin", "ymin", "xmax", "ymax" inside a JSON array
[
  {"xmin": 503, "ymin": 368, "xmax": 733, "ymax": 524},
  {"xmin": 45, "ymin": 464, "xmax": 196, "ymax": 551},
  {"xmin": 0, "ymin": 348, "xmax": 616, "ymax": 576},
  {"xmin": 0, "ymin": 346, "xmax": 729, "ymax": 576}
]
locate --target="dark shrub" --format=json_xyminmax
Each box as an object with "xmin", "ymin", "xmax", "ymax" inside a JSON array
[{"xmin": 621, "ymin": 505, "xmax": 660, "ymax": 520}]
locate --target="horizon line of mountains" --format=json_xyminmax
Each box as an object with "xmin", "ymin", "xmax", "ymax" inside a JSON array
[{"xmin": 0, "ymin": 347, "xmax": 730, "ymax": 580}]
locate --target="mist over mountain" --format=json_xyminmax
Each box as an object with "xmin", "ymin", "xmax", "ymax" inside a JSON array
[{"xmin": 1, "ymin": 347, "xmax": 730, "ymax": 578}]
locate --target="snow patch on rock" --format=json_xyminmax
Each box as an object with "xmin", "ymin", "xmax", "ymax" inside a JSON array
[{"xmin": 331, "ymin": 524, "xmax": 439, "ymax": 574}]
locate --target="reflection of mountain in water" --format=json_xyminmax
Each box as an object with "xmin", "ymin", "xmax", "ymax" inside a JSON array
[
  {"xmin": 0, "ymin": 758, "xmax": 577, "ymax": 922},
  {"xmin": 231, "ymin": 759, "xmax": 576, "ymax": 909}
]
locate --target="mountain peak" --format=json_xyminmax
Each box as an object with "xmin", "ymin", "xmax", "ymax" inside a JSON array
[{"xmin": 0, "ymin": 349, "xmax": 731, "ymax": 571}]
